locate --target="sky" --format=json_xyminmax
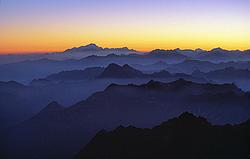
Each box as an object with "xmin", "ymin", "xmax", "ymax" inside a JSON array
[{"xmin": 0, "ymin": 0, "xmax": 250, "ymax": 54}]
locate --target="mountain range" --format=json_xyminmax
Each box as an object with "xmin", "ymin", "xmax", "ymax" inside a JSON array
[
  {"xmin": 0, "ymin": 44, "xmax": 250, "ymax": 84},
  {"xmin": 4, "ymin": 79, "xmax": 250, "ymax": 159},
  {"xmin": 164, "ymin": 60, "xmax": 250, "ymax": 74},
  {"xmin": 75, "ymin": 112, "xmax": 250, "ymax": 159},
  {"xmin": 191, "ymin": 67, "xmax": 250, "ymax": 91},
  {"xmin": 0, "ymin": 63, "xmax": 206, "ymax": 130},
  {"xmin": 1, "ymin": 44, "xmax": 250, "ymax": 159},
  {"xmin": 0, "ymin": 44, "xmax": 137, "ymax": 65},
  {"xmin": 3, "ymin": 62, "xmax": 250, "ymax": 131},
  {"xmin": 64, "ymin": 43, "xmax": 136, "ymax": 53},
  {"xmin": 1, "ymin": 45, "xmax": 250, "ymax": 65},
  {"xmin": 31, "ymin": 63, "xmax": 205, "ymax": 82}
]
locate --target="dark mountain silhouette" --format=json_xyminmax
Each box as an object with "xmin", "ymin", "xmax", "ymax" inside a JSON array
[
  {"xmin": 192, "ymin": 67, "xmax": 250, "ymax": 80},
  {"xmin": 75, "ymin": 112, "xmax": 250, "ymax": 159},
  {"xmin": 128, "ymin": 79, "xmax": 242, "ymax": 95},
  {"xmin": 5, "ymin": 79, "xmax": 250, "ymax": 159},
  {"xmin": 99, "ymin": 63, "xmax": 143, "ymax": 78}
]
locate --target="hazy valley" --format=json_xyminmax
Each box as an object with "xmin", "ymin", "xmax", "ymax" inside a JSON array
[{"xmin": 1, "ymin": 45, "xmax": 250, "ymax": 159}]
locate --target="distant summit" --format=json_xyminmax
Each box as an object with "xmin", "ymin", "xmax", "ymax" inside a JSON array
[
  {"xmin": 64, "ymin": 44, "xmax": 136, "ymax": 53},
  {"xmin": 64, "ymin": 43, "xmax": 104, "ymax": 52},
  {"xmin": 210, "ymin": 47, "xmax": 227, "ymax": 53},
  {"xmin": 195, "ymin": 48, "xmax": 205, "ymax": 53}
]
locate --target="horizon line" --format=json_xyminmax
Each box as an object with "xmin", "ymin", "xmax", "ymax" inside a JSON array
[{"xmin": 0, "ymin": 44, "xmax": 250, "ymax": 55}]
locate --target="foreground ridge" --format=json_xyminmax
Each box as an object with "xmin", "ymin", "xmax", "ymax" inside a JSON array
[{"xmin": 75, "ymin": 112, "xmax": 250, "ymax": 159}]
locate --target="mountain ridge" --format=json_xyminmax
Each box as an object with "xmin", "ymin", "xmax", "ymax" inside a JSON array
[
  {"xmin": 74, "ymin": 112, "xmax": 250, "ymax": 159},
  {"xmin": 6, "ymin": 79, "xmax": 250, "ymax": 159},
  {"xmin": 64, "ymin": 43, "xmax": 137, "ymax": 53}
]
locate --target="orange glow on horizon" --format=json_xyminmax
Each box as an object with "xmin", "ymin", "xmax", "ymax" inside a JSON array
[
  {"xmin": 1, "ymin": 0, "xmax": 249, "ymax": 54},
  {"xmin": 1, "ymin": 20, "xmax": 249, "ymax": 54},
  {"xmin": 1, "ymin": 43, "xmax": 250, "ymax": 54}
]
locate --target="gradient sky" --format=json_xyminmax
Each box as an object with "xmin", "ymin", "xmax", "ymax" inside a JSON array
[{"xmin": 0, "ymin": 0, "xmax": 250, "ymax": 54}]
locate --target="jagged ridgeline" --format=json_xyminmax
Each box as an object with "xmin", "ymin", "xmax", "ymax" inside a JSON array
[
  {"xmin": 1, "ymin": 45, "xmax": 250, "ymax": 159},
  {"xmin": 75, "ymin": 112, "xmax": 250, "ymax": 159},
  {"xmin": 4, "ymin": 79, "xmax": 250, "ymax": 159}
]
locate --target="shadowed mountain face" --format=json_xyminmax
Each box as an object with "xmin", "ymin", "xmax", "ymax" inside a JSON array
[
  {"xmin": 75, "ymin": 112, "xmax": 250, "ymax": 159},
  {"xmin": 4, "ymin": 80, "xmax": 250, "ymax": 159}
]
